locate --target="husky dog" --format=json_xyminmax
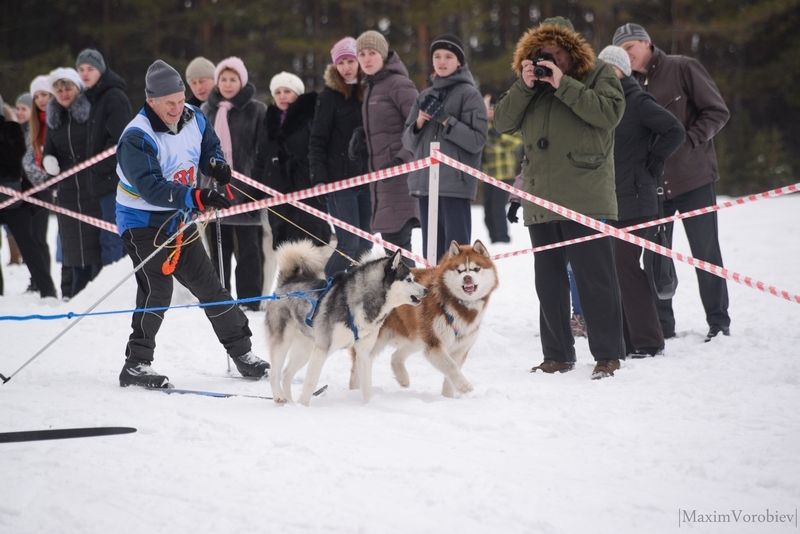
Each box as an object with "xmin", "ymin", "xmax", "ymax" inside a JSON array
[
  {"xmin": 352, "ymin": 240, "xmax": 499, "ymax": 399},
  {"xmin": 266, "ymin": 241, "xmax": 427, "ymax": 405}
]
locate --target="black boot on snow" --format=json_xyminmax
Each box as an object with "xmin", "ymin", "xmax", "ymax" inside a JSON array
[
  {"xmin": 119, "ymin": 361, "xmax": 171, "ymax": 388},
  {"xmin": 230, "ymin": 351, "xmax": 270, "ymax": 378}
]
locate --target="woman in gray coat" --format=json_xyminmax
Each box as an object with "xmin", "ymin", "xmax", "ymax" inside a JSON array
[
  {"xmin": 403, "ymin": 34, "xmax": 487, "ymax": 261},
  {"xmin": 356, "ymin": 30, "xmax": 419, "ymax": 264}
]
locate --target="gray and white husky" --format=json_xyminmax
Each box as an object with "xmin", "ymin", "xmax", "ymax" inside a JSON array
[{"xmin": 266, "ymin": 240, "xmax": 427, "ymax": 405}]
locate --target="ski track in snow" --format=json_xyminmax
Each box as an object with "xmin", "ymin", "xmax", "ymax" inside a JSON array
[{"xmin": 1, "ymin": 198, "xmax": 799, "ymax": 533}]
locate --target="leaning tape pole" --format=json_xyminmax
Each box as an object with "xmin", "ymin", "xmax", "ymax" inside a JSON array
[{"xmin": 0, "ymin": 217, "xmax": 197, "ymax": 385}]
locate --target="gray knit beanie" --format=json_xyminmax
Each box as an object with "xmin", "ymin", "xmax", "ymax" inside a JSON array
[
  {"xmin": 76, "ymin": 48, "xmax": 107, "ymax": 73},
  {"xmin": 16, "ymin": 92, "xmax": 33, "ymax": 108},
  {"xmin": 598, "ymin": 45, "xmax": 632, "ymax": 77},
  {"xmin": 356, "ymin": 30, "xmax": 389, "ymax": 60},
  {"xmin": 185, "ymin": 56, "xmax": 215, "ymax": 81},
  {"xmin": 145, "ymin": 60, "xmax": 185, "ymax": 98},
  {"xmin": 612, "ymin": 23, "xmax": 652, "ymax": 46}
]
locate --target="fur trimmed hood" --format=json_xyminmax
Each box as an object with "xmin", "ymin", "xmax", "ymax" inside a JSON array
[
  {"xmin": 511, "ymin": 20, "xmax": 596, "ymax": 79},
  {"xmin": 46, "ymin": 92, "xmax": 91, "ymax": 129},
  {"xmin": 266, "ymin": 91, "xmax": 317, "ymax": 140},
  {"xmin": 323, "ymin": 63, "xmax": 363, "ymax": 100}
]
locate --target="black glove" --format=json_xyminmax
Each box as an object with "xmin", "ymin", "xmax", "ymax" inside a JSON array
[
  {"xmin": 193, "ymin": 188, "xmax": 231, "ymax": 211},
  {"xmin": 348, "ymin": 126, "xmax": 367, "ymax": 161},
  {"xmin": 380, "ymin": 157, "xmax": 404, "ymax": 170},
  {"xmin": 209, "ymin": 157, "xmax": 232, "ymax": 185},
  {"xmin": 507, "ymin": 202, "xmax": 520, "ymax": 223}
]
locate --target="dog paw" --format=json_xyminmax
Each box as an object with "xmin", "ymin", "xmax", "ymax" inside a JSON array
[
  {"xmin": 457, "ymin": 381, "xmax": 474, "ymax": 394},
  {"xmin": 273, "ymin": 395, "xmax": 288, "ymax": 405}
]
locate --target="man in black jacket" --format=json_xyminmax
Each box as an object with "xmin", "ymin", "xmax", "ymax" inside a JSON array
[
  {"xmin": 614, "ymin": 23, "xmax": 731, "ymax": 342},
  {"xmin": 76, "ymin": 48, "xmax": 131, "ymax": 266}
]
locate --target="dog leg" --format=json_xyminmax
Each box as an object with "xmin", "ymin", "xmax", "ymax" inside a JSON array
[
  {"xmin": 281, "ymin": 337, "xmax": 313, "ymax": 402},
  {"xmin": 390, "ymin": 346, "xmax": 414, "ymax": 388},
  {"xmin": 268, "ymin": 337, "xmax": 291, "ymax": 404},
  {"xmin": 299, "ymin": 346, "xmax": 327, "ymax": 406},
  {"xmin": 423, "ymin": 347, "xmax": 473, "ymax": 396},
  {"xmin": 348, "ymin": 348, "xmax": 359, "ymax": 390}
]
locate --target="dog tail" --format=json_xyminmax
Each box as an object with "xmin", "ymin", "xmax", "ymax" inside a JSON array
[{"xmin": 275, "ymin": 239, "xmax": 329, "ymax": 285}]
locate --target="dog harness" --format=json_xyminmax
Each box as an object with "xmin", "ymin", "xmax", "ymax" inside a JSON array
[
  {"xmin": 294, "ymin": 278, "xmax": 360, "ymax": 340},
  {"xmin": 441, "ymin": 304, "xmax": 460, "ymax": 337}
]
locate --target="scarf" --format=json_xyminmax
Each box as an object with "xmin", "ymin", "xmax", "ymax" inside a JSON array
[
  {"xmin": 35, "ymin": 109, "xmax": 47, "ymax": 166},
  {"xmin": 214, "ymin": 100, "xmax": 234, "ymax": 167}
]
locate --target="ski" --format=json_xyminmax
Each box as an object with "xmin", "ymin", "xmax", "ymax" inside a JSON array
[
  {"xmin": 148, "ymin": 384, "xmax": 328, "ymax": 400},
  {"xmin": 0, "ymin": 426, "xmax": 136, "ymax": 444}
]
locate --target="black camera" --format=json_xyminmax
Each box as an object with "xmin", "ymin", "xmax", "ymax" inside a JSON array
[
  {"xmin": 419, "ymin": 92, "xmax": 445, "ymax": 119},
  {"xmin": 532, "ymin": 52, "xmax": 555, "ymax": 78}
]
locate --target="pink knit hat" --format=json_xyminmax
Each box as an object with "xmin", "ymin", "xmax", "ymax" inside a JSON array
[
  {"xmin": 330, "ymin": 37, "xmax": 357, "ymax": 64},
  {"xmin": 214, "ymin": 56, "xmax": 248, "ymax": 86}
]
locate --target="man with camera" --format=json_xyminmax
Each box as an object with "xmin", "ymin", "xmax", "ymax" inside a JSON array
[
  {"xmin": 613, "ymin": 23, "xmax": 731, "ymax": 342},
  {"xmin": 494, "ymin": 17, "xmax": 626, "ymax": 379}
]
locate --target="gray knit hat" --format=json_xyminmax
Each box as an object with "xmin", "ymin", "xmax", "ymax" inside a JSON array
[
  {"xmin": 612, "ymin": 23, "xmax": 652, "ymax": 46},
  {"xmin": 145, "ymin": 59, "xmax": 185, "ymax": 98},
  {"xmin": 598, "ymin": 45, "xmax": 632, "ymax": 77},
  {"xmin": 16, "ymin": 92, "xmax": 33, "ymax": 108},
  {"xmin": 356, "ymin": 30, "xmax": 389, "ymax": 60},
  {"xmin": 185, "ymin": 56, "xmax": 215, "ymax": 81},
  {"xmin": 76, "ymin": 48, "xmax": 107, "ymax": 73}
]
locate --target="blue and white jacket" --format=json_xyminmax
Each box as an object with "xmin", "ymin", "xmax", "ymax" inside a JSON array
[{"xmin": 115, "ymin": 103, "xmax": 224, "ymax": 235}]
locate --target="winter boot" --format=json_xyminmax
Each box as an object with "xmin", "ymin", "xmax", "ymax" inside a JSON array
[
  {"xmin": 531, "ymin": 360, "xmax": 575, "ymax": 374},
  {"xmin": 230, "ymin": 351, "xmax": 270, "ymax": 378},
  {"xmin": 704, "ymin": 325, "xmax": 730, "ymax": 343},
  {"xmin": 119, "ymin": 360, "xmax": 171, "ymax": 388},
  {"xmin": 591, "ymin": 359, "xmax": 621, "ymax": 380}
]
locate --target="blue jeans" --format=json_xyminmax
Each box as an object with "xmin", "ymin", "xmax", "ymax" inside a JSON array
[
  {"xmin": 324, "ymin": 185, "xmax": 373, "ymax": 277},
  {"xmin": 98, "ymin": 192, "xmax": 125, "ymax": 265}
]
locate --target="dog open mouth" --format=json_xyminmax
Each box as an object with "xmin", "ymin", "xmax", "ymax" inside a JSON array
[
  {"xmin": 462, "ymin": 281, "xmax": 477, "ymax": 295},
  {"xmin": 410, "ymin": 295, "xmax": 422, "ymax": 304}
]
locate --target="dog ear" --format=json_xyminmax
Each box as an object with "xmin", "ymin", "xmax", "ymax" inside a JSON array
[
  {"xmin": 472, "ymin": 239, "xmax": 490, "ymax": 257},
  {"xmin": 448, "ymin": 240, "xmax": 461, "ymax": 258},
  {"xmin": 390, "ymin": 249, "xmax": 402, "ymax": 270}
]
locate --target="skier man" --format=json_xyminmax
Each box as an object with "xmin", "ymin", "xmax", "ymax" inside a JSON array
[{"xmin": 115, "ymin": 59, "xmax": 269, "ymax": 388}]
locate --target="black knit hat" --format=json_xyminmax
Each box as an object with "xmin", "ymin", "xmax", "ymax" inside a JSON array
[{"xmin": 430, "ymin": 34, "xmax": 466, "ymax": 65}]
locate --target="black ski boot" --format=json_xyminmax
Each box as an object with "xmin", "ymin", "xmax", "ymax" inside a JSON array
[
  {"xmin": 230, "ymin": 351, "xmax": 270, "ymax": 378},
  {"xmin": 119, "ymin": 360, "xmax": 171, "ymax": 388}
]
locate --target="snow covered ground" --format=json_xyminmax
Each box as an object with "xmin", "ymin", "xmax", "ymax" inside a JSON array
[{"xmin": 1, "ymin": 197, "xmax": 799, "ymax": 534}]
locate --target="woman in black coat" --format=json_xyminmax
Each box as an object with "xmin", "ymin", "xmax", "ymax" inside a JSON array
[
  {"xmin": 599, "ymin": 46, "xmax": 685, "ymax": 356},
  {"xmin": 309, "ymin": 37, "xmax": 371, "ymax": 276},
  {"xmin": 43, "ymin": 69, "xmax": 103, "ymax": 299},
  {"xmin": 0, "ymin": 111, "xmax": 57, "ymax": 297},
  {"xmin": 258, "ymin": 72, "xmax": 331, "ymax": 251}
]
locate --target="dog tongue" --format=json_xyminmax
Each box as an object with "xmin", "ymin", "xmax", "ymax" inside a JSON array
[{"xmin": 463, "ymin": 281, "xmax": 476, "ymax": 294}]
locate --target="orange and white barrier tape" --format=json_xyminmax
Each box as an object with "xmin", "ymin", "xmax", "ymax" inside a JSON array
[
  {"xmin": 493, "ymin": 181, "xmax": 800, "ymax": 260},
  {"xmin": 433, "ymin": 149, "xmax": 800, "ymax": 304},
  {"xmin": 231, "ymin": 170, "xmax": 431, "ymax": 267},
  {"xmin": 0, "ymin": 185, "xmax": 117, "ymax": 233},
  {"xmin": 0, "ymin": 146, "xmax": 117, "ymax": 211}
]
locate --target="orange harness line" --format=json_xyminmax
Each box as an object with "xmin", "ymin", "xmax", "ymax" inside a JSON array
[{"xmin": 161, "ymin": 222, "xmax": 185, "ymax": 275}]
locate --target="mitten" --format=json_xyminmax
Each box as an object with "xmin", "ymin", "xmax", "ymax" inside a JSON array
[
  {"xmin": 193, "ymin": 188, "xmax": 231, "ymax": 211},
  {"xmin": 43, "ymin": 155, "xmax": 60, "ymax": 176}
]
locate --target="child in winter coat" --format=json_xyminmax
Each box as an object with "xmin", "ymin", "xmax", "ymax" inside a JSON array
[{"xmin": 402, "ymin": 34, "xmax": 487, "ymax": 262}]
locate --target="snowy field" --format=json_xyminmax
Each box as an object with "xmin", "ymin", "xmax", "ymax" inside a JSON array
[{"xmin": 1, "ymin": 197, "xmax": 799, "ymax": 534}]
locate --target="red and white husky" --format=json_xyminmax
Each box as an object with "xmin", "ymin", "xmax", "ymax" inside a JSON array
[{"xmin": 351, "ymin": 240, "xmax": 499, "ymax": 400}]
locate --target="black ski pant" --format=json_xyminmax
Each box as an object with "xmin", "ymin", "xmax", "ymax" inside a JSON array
[
  {"xmin": 529, "ymin": 220, "xmax": 625, "ymax": 362},
  {"xmin": 381, "ymin": 219, "xmax": 416, "ymax": 268},
  {"xmin": 0, "ymin": 206, "xmax": 56, "ymax": 297},
  {"xmin": 611, "ymin": 219, "xmax": 664, "ymax": 353},
  {"xmin": 122, "ymin": 226, "xmax": 252, "ymax": 364},
  {"xmin": 482, "ymin": 180, "xmax": 510, "ymax": 243},
  {"xmin": 205, "ymin": 223, "xmax": 264, "ymax": 302},
  {"xmin": 657, "ymin": 183, "xmax": 730, "ymax": 335}
]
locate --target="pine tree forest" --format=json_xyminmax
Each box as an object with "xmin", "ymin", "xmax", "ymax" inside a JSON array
[{"xmin": 2, "ymin": 0, "xmax": 797, "ymax": 195}]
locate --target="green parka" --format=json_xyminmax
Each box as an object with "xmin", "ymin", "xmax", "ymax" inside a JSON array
[{"xmin": 494, "ymin": 20, "xmax": 625, "ymax": 224}]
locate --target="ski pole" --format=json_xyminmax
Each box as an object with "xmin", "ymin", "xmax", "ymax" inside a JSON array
[
  {"xmin": 210, "ymin": 157, "xmax": 233, "ymax": 373},
  {"xmin": 0, "ymin": 217, "xmax": 197, "ymax": 385}
]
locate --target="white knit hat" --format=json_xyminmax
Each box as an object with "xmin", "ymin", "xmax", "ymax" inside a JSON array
[
  {"xmin": 30, "ymin": 75, "xmax": 51, "ymax": 96},
  {"xmin": 269, "ymin": 71, "xmax": 304, "ymax": 96},
  {"xmin": 48, "ymin": 67, "xmax": 84, "ymax": 92},
  {"xmin": 598, "ymin": 45, "xmax": 632, "ymax": 77}
]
